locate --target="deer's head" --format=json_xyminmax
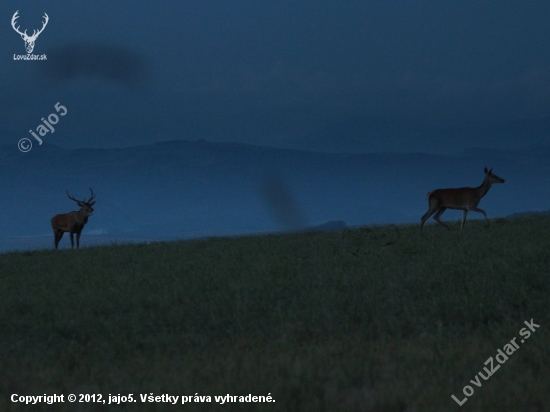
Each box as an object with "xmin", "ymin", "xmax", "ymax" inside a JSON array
[
  {"xmin": 484, "ymin": 167, "xmax": 505, "ymax": 184},
  {"xmin": 11, "ymin": 11, "xmax": 49, "ymax": 54},
  {"xmin": 67, "ymin": 188, "xmax": 96, "ymax": 218}
]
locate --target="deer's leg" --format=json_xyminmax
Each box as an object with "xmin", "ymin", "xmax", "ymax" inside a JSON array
[
  {"xmin": 76, "ymin": 231, "xmax": 81, "ymax": 249},
  {"xmin": 433, "ymin": 207, "xmax": 450, "ymax": 230},
  {"xmin": 69, "ymin": 232, "xmax": 75, "ymax": 248},
  {"xmin": 54, "ymin": 230, "xmax": 63, "ymax": 249},
  {"xmin": 420, "ymin": 204, "xmax": 439, "ymax": 231},
  {"xmin": 470, "ymin": 207, "xmax": 489, "ymax": 226},
  {"xmin": 461, "ymin": 210, "xmax": 468, "ymax": 230}
]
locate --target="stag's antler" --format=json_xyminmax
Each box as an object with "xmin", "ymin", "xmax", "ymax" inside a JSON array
[
  {"xmin": 87, "ymin": 188, "xmax": 96, "ymax": 204},
  {"xmin": 11, "ymin": 11, "xmax": 25, "ymax": 37},
  {"xmin": 67, "ymin": 188, "xmax": 96, "ymax": 205},
  {"xmin": 11, "ymin": 11, "xmax": 48, "ymax": 40},
  {"xmin": 66, "ymin": 191, "xmax": 85, "ymax": 204},
  {"xmin": 30, "ymin": 13, "xmax": 49, "ymax": 40}
]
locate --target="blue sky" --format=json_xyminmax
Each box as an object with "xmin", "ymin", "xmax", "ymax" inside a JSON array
[{"xmin": 2, "ymin": 0, "xmax": 550, "ymax": 151}]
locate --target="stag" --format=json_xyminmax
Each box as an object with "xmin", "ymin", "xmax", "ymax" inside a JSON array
[
  {"xmin": 11, "ymin": 11, "xmax": 49, "ymax": 54},
  {"xmin": 51, "ymin": 188, "xmax": 96, "ymax": 249},
  {"xmin": 420, "ymin": 168, "xmax": 505, "ymax": 231}
]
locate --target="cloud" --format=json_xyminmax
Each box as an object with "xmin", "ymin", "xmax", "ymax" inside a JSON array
[
  {"xmin": 37, "ymin": 43, "xmax": 150, "ymax": 88},
  {"xmin": 259, "ymin": 175, "xmax": 308, "ymax": 231}
]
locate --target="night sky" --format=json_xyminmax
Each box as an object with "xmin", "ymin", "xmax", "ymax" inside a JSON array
[{"xmin": 2, "ymin": 0, "xmax": 550, "ymax": 151}]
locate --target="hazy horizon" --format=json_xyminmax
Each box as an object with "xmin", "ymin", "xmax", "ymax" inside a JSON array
[{"xmin": 0, "ymin": 140, "xmax": 548, "ymax": 252}]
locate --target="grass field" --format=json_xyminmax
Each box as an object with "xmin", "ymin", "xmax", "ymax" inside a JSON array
[{"xmin": 0, "ymin": 216, "xmax": 549, "ymax": 411}]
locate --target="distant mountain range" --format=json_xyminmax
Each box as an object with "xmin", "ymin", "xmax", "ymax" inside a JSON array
[
  {"xmin": 277, "ymin": 115, "xmax": 550, "ymax": 154},
  {"xmin": 3, "ymin": 86, "xmax": 550, "ymax": 154},
  {"xmin": 0, "ymin": 140, "xmax": 549, "ymax": 251}
]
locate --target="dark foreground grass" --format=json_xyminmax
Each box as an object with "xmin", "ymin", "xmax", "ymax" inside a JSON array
[{"xmin": 0, "ymin": 216, "xmax": 549, "ymax": 411}]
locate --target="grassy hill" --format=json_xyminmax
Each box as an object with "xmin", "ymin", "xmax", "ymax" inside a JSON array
[{"xmin": 1, "ymin": 216, "xmax": 549, "ymax": 411}]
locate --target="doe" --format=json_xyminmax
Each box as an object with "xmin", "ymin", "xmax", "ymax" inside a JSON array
[{"xmin": 420, "ymin": 168, "xmax": 504, "ymax": 230}]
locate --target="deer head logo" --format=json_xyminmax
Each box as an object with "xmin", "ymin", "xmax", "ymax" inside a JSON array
[{"xmin": 11, "ymin": 10, "xmax": 49, "ymax": 54}]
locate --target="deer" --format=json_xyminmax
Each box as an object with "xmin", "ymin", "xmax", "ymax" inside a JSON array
[
  {"xmin": 420, "ymin": 167, "xmax": 505, "ymax": 231},
  {"xmin": 11, "ymin": 11, "xmax": 49, "ymax": 54},
  {"xmin": 51, "ymin": 188, "xmax": 96, "ymax": 249}
]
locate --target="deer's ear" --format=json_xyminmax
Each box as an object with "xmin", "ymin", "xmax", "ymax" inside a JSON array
[
  {"xmin": 89, "ymin": 201, "xmax": 96, "ymax": 207},
  {"xmin": 77, "ymin": 201, "xmax": 84, "ymax": 207},
  {"xmin": 484, "ymin": 167, "xmax": 488, "ymax": 174}
]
